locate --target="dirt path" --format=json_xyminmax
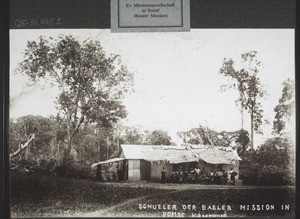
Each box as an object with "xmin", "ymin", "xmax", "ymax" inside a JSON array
[{"xmin": 65, "ymin": 190, "xmax": 179, "ymax": 217}]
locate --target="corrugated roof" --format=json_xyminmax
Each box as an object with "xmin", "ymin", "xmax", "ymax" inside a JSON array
[
  {"xmin": 120, "ymin": 144, "xmax": 241, "ymax": 164},
  {"xmin": 91, "ymin": 157, "xmax": 126, "ymax": 168}
]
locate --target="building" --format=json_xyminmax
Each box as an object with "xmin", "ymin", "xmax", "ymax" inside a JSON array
[{"xmin": 91, "ymin": 144, "xmax": 242, "ymax": 183}]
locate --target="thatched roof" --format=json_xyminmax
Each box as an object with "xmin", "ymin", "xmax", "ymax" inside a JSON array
[{"xmin": 120, "ymin": 144, "xmax": 241, "ymax": 164}]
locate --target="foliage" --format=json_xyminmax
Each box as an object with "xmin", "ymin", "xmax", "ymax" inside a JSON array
[
  {"xmin": 273, "ymin": 79, "xmax": 295, "ymax": 135},
  {"xmin": 239, "ymin": 137, "xmax": 294, "ymax": 185},
  {"xmin": 235, "ymin": 129, "xmax": 250, "ymax": 156},
  {"xmin": 9, "ymin": 114, "xmax": 127, "ymax": 177},
  {"xmin": 177, "ymin": 125, "xmax": 216, "ymax": 145},
  {"xmin": 120, "ymin": 126, "xmax": 146, "ymax": 145},
  {"xmin": 219, "ymin": 51, "xmax": 267, "ymax": 148},
  {"xmin": 10, "ymin": 115, "xmax": 69, "ymax": 173},
  {"xmin": 178, "ymin": 124, "xmax": 250, "ymax": 152},
  {"xmin": 10, "ymin": 116, "xmax": 56, "ymax": 162},
  {"xmin": 119, "ymin": 126, "xmax": 173, "ymax": 145},
  {"xmin": 17, "ymin": 35, "xmax": 134, "ymax": 164},
  {"xmin": 145, "ymin": 130, "xmax": 173, "ymax": 145}
]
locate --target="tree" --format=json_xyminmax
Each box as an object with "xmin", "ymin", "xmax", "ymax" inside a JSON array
[
  {"xmin": 145, "ymin": 130, "xmax": 173, "ymax": 145},
  {"xmin": 177, "ymin": 125, "xmax": 216, "ymax": 145},
  {"xmin": 178, "ymin": 124, "xmax": 250, "ymax": 151},
  {"xmin": 9, "ymin": 115, "xmax": 67, "ymax": 175},
  {"xmin": 219, "ymin": 51, "xmax": 267, "ymax": 149},
  {"xmin": 17, "ymin": 35, "xmax": 133, "ymax": 165},
  {"xmin": 120, "ymin": 126, "xmax": 146, "ymax": 145},
  {"xmin": 9, "ymin": 115, "xmax": 54, "ymax": 159},
  {"xmin": 273, "ymin": 79, "xmax": 295, "ymax": 135},
  {"xmin": 235, "ymin": 129, "xmax": 250, "ymax": 157}
]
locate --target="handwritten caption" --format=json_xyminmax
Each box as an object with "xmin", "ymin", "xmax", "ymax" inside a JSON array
[{"xmin": 14, "ymin": 18, "xmax": 62, "ymax": 28}]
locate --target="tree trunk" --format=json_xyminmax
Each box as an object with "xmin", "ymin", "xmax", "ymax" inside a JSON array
[
  {"xmin": 99, "ymin": 139, "xmax": 102, "ymax": 161},
  {"xmin": 63, "ymin": 137, "xmax": 72, "ymax": 165},
  {"xmin": 10, "ymin": 134, "xmax": 35, "ymax": 159},
  {"xmin": 106, "ymin": 135, "xmax": 109, "ymax": 160},
  {"xmin": 117, "ymin": 138, "xmax": 120, "ymax": 155},
  {"xmin": 250, "ymin": 109, "xmax": 254, "ymax": 149},
  {"xmin": 63, "ymin": 117, "xmax": 72, "ymax": 165},
  {"xmin": 241, "ymin": 105, "xmax": 244, "ymax": 130},
  {"xmin": 63, "ymin": 114, "xmax": 84, "ymax": 164}
]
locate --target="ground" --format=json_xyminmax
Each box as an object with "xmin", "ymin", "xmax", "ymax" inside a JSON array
[{"xmin": 10, "ymin": 174, "xmax": 296, "ymax": 218}]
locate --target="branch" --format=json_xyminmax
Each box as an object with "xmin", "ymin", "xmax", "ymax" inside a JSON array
[{"xmin": 10, "ymin": 134, "xmax": 36, "ymax": 159}]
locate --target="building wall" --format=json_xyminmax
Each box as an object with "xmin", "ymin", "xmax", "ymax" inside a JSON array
[
  {"xmin": 198, "ymin": 160, "xmax": 217, "ymax": 172},
  {"xmin": 128, "ymin": 159, "xmax": 140, "ymax": 181},
  {"xmin": 140, "ymin": 160, "xmax": 150, "ymax": 180},
  {"xmin": 127, "ymin": 158, "xmax": 240, "ymax": 182},
  {"xmin": 150, "ymin": 162, "xmax": 173, "ymax": 182}
]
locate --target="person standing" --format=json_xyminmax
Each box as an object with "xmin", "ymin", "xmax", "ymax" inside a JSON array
[
  {"xmin": 161, "ymin": 167, "xmax": 166, "ymax": 184},
  {"xmin": 229, "ymin": 168, "xmax": 236, "ymax": 185}
]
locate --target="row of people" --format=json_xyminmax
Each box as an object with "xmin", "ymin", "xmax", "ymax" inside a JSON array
[{"xmin": 163, "ymin": 166, "xmax": 237, "ymax": 185}]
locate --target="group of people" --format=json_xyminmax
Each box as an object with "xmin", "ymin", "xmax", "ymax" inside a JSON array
[
  {"xmin": 161, "ymin": 166, "xmax": 237, "ymax": 185},
  {"xmin": 209, "ymin": 168, "xmax": 237, "ymax": 185}
]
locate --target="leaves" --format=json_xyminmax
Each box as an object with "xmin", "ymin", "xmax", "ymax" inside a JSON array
[
  {"xmin": 239, "ymin": 137, "xmax": 294, "ymax": 185},
  {"xmin": 17, "ymin": 35, "xmax": 134, "ymax": 162},
  {"xmin": 273, "ymin": 79, "xmax": 295, "ymax": 135},
  {"xmin": 219, "ymin": 51, "xmax": 267, "ymax": 148},
  {"xmin": 178, "ymin": 124, "xmax": 250, "ymax": 150},
  {"xmin": 145, "ymin": 130, "xmax": 173, "ymax": 145},
  {"xmin": 119, "ymin": 126, "xmax": 173, "ymax": 145}
]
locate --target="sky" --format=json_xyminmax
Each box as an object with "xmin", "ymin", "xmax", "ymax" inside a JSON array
[{"xmin": 9, "ymin": 29, "xmax": 295, "ymax": 147}]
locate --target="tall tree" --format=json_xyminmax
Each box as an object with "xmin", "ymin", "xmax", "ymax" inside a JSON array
[
  {"xmin": 273, "ymin": 79, "xmax": 295, "ymax": 135},
  {"xmin": 219, "ymin": 51, "xmax": 267, "ymax": 149},
  {"xmin": 17, "ymin": 35, "xmax": 133, "ymax": 165}
]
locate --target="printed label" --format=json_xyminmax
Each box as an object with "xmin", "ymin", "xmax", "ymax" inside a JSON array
[{"xmin": 111, "ymin": 0, "xmax": 190, "ymax": 32}]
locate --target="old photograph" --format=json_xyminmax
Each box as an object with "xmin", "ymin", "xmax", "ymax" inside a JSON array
[{"xmin": 9, "ymin": 29, "xmax": 295, "ymax": 217}]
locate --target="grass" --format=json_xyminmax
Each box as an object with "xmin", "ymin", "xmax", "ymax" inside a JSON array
[
  {"xmin": 10, "ymin": 173, "xmax": 296, "ymax": 217},
  {"xmin": 10, "ymin": 173, "xmax": 165, "ymax": 217}
]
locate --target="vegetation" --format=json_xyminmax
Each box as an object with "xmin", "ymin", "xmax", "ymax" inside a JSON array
[
  {"xmin": 10, "ymin": 40, "xmax": 295, "ymax": 217},
  {"xmin": 273, "ymin": 79, "xmax": 295, "ymax": 135},
  {"xmin": 119, "ymin": 126, "xmax": 174, "ymax": 145},
  {"xmin": 9, "ymin": 115, "xmax": 174, "ymax": 177},
  {"xmin": 219, "ymin": 51, "xmax": 267, "ymax": 149},
  {"xmin": 239, "ymin": 137, "xmax": 294, "ymax": 186},
  {"xmin": 177, "ymin": 124, "xmax": 250, "ymax": 152},
  {"xmin": 16, "ymin": 35, "xmax": 133, "ymax": 167}
]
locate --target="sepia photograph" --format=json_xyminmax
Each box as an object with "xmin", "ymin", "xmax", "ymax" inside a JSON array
[{"xmin": 9, "ymin": 29, "xmax": 295, "ymax": 218}]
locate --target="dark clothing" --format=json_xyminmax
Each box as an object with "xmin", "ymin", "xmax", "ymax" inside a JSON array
[
  {"xmin": 230, "ymin": 171, "xmax": 236, "ymax": 185},
  {"xmin": 161, "ymin": 169, "xmax": 166, "ymax": 184}
]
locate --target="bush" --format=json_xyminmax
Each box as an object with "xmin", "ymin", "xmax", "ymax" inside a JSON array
[
  {"xmin": 54, "ymin": 164, "xmax": 91, "ymax": 179},
  {"xmin": 239, "ymin": 137, "xmax": 294, "ymax": 186}
]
